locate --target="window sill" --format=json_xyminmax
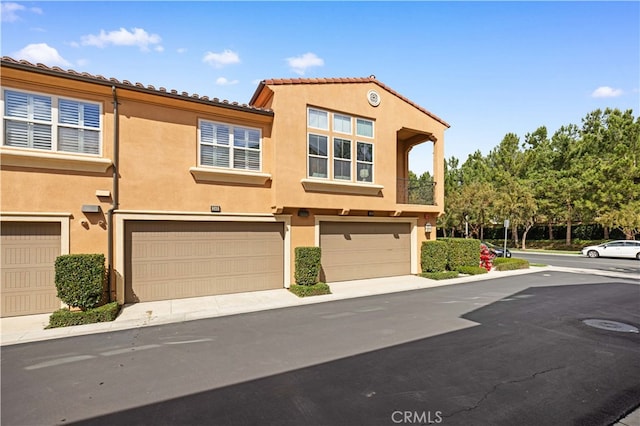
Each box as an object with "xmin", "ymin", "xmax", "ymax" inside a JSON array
[
  {"xmin": 0, "ymin": 148, "xmax": 112, "ymax": 173},
  {"xmin": 300, "ymin": 178, "xmax": 383, "ymax": 196},
  {"xmin": 189, "ymin": 167, "xmax": 272, "ymax": 185}
]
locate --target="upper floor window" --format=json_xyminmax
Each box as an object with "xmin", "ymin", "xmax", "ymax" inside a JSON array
[
  {"xmin": 307, "ymin": 107, "xmax": 374, "ymax": 183},
  {"xmin": 356, "ymin": 118, "xmax": 374, "ymax": 138},
  {"xmin": 333, "ymin": 114, "xmax": 351, "ymax": 134},
  {"xmin": 199, "ymin": 120, "xmax": 261, "ymax": 171},
  {"xmin": 3, "ymin": 89, "xmax": 101, "ymax": 155},
  {"xmin": 308, "ymin": 108, "xmax": 328, "ymax": 130},
  {"xmin": 308, "ymin": 134, "xmax": 328, "ymax": 178}
]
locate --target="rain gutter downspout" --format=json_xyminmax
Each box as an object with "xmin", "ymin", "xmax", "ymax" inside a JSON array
[{"xmin": 107, "ymin": 86, "xmax": 120, "ymax": 302}]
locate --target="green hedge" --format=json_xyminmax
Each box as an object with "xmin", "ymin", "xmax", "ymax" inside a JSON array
[
  {"xmin": 421, "ymin": 238, "xmax": 480, "ymax": 274},
  {"xmin": 442, "ymin": 238, "xmax": 481, "ymax": 270},
  {"xmin": 420, "ymin": 271, "xmax": 460, "ymax": 280},
  {"xmin": 289, "ymin": 283, "xmax": 332, "ymax": 297},
  {"xmin": 295, "ymin": 247, "xmax": 322, "ymax": 286},
  {"xmin": 421, "ymin": 240, "xmax": 448, "ymax": 272},
  {"xmin": 493, "ymin": 257, "xmax": 530, "ymax": 271},
  {"xmin": 456, "ymin": 265, "xmax": 489, "ymax": 275},
  {"xmin": 55, "ymin": 254, "xmax": 106, "ymax": 310},
  {"xmin": 46, "ymin": 302, "xmax": 120, "ymax": 329}
]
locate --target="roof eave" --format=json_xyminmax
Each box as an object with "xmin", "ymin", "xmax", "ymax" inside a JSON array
[{"xmin": 1, "ymin": 57, "xmax": 274, "ymax": 117}]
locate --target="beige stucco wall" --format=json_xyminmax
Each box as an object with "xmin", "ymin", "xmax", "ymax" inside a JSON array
[
  {"xmin": 114, "ymin": 92, "xmax": 275, "ymax": 214},
  {"xmin": 1, "ymin": 67, "xmax": 279, "ymax": 251},
  {"xmin": 2, "ymin": 65, "xmax": 447, "ymax": 297},
  {"xmin": 261, "ymin": 81, "xmax": 447, "ymax": 281},
  {"xmin": 264, "ymin": 82, "xmax": 447, "ymax": 213},
  {"xmin": 1, "ymin": 69, "xmax": 114, "ymax": 255}
]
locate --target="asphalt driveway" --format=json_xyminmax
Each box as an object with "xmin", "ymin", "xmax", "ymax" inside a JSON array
[{"xmin": 2, "ymin": 272, "xmax": 638, "ymax": 426}]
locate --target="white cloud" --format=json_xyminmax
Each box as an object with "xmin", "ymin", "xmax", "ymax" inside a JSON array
[
  {"xmin": 215, "ymin": 77, "xmax": 239, "ymax": 86},
  {"xmin": 177, "ymin": 47, "xmax": 187, "ymax": 54},
  {"xmin": 286, "ymin": 52, "xmax": 324, "ymax": 75},
  {"xmin": 203, "ymin": 49, "xmax": 240, "ymax": 68},
  {"xmin": 591, "ymin": 86, "xmax": 623, "ymax": 98},
  {"xmin": 80, "ymin": 27, "xmax": 162, "ymax": 52},
  {"xmin": 1, "ymin": 2, "xmax": 25, "ymax": 22},
  {"xmin": 13, "ymin": 43, "xmax": 71, "ymax": 67},
  {"xmin": 1, "ymin": 3, "xmax": 43, "ymax": 22}
]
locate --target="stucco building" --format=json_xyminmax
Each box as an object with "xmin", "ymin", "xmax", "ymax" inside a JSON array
[{"xmin": 0, "ymin": 57, "xmax": 449, "ymax": 317}]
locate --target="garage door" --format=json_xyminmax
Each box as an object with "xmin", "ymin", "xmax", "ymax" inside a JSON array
[
  {"xmin": 320, "ymin": 222, "xmax": 411, "ymax": 282},
  {"xmin": 1, "ymin": 222, "xmax": 61, "ymax": 317},
  {"xmin": 126, "ymin": 221, "xmax": 284, "ymax": 303}
]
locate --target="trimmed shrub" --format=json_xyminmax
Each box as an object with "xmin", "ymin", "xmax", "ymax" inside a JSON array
[
  {"xmin": 420, "ymin": 271, "xmax": 459, "ymax": 280},
  {"xmin": 289, "ymin": 283, "xmax": 332, "ymax": 297},
  {"xmin": 442, "ymin": 238, "xmax": 481, "ymax": 270},
  {"xmin": 55, "ymin": 254, "xmax": 106, "ymax": 310},
  {"xmin": 421, "ymin": 240, "xmax": 448, "ymax": 272},
  {"xmin": 295, "ymin": 247, "xmax": 322, "ymax": 286},
  {"xmin": 493, "ymin": 257, "xmax": 530, "ymax": 271},
  {"xmin": 46, "ymin": 302, "xmax": 120, "ymax": 329},
  {"xmin": 456, "ymin": 265, "xmax": 489, "ymax": 275}
]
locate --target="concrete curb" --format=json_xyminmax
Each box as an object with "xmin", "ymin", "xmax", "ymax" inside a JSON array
[{"xmin": 2, "ymin": 265, "xmax": 636, "ymax": 347}]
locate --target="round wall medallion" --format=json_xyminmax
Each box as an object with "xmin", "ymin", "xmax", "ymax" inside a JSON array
[{"xmin": 367, "ymin": 90, "xmax": 381, "ymax": 107}]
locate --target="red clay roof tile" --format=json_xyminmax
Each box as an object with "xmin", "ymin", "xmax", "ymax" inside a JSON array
[
  {"xmin": 254, "ymin": 76, "xmax": 449, "ymax": 127},
  {"xmin": 0, "ymin": 56, "xmax": 273, "ymax": 115}
]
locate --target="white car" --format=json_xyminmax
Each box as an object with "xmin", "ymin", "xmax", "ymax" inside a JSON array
[{"xmin": 581, "ymin": 240, "xmax": 640, "ymax": 260}]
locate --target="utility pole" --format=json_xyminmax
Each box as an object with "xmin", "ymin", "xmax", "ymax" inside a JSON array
[
  {"xmin": 465, "ymin": 215, "xmax": 469, "ymax": 238},
  {"xmin": 503, "ymin": 219, "xmax": 510, "ymax": 257}
]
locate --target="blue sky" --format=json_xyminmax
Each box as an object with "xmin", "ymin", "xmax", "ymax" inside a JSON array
[{"xmin": 2, "ymin": 1, "xmax": 638, "ymax": 175}]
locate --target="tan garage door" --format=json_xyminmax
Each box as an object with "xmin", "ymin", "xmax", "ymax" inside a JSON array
[
  {"xmin": 320, "ymin": 222, "xmax": 411, "ymax": 282},
  {"xmin": 126, "ymin": 221, "xmax": 284, "ymax": 303},
  {"xmin": 1, "ymin": 222, "xmax": 61, "ymax": 317}
]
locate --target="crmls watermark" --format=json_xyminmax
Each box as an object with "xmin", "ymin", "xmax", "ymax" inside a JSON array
[{"xmin": 391, "ymin": 410, "xmax": 443, "ymax": 424}]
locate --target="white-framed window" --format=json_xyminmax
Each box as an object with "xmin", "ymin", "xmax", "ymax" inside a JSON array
[
  {"xmin": 333, "ymin": 113, "xmax": 351, "ymax": 134},
  {"xmin": 3, "ymin": 89, "xmax": 102, "ymax": 155},
  {"xmin": 356, "ymin": 118, "xmax": 374, "ymax": 138},
  {"xmin": 356, "ymin": 142, "xmax": 374, "ymax": 182},
  {"xmin": 199, "ymin": 120, "xmax": 261, "ymax": 171},
  {"xmin": 333, "ymin": 137, "xmax": 351, "ymax": 180},
  {"xmin": 308, "ymin": 133, "xmax": 328, "ymax": 178},
  {"xmin": 308, "ymin": 108, "xmax": 328, "ymax": 130},
  {"xmin": 306, "ymin": 107, "xmax": 374, "ymax": 183}
]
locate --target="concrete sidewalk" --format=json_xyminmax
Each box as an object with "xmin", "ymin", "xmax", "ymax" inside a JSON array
[
  {"xmin": 1, "ymin": 268, "xmax": 547, "ymax": 346},
  {"xmin": 1, "ymin": 265, "xmax": 635, "ymax": 347}
]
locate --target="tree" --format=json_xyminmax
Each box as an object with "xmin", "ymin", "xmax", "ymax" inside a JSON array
[
  {"xmin": 408, "ymin": 171, "xmax": 435, "ymax": 205},
  {"xmin": 581, "ymin": 109, "xmax": 640, "ymax": 239},
  {"xmin": 457, "ymin": 182, "xmax": 496, "ymax": 240},
  {"xmin": 493, "ymin": 181, "xmax": 538, "ymax": 249},
  {"xmin": 549, "ymin": 125, "xmax": 584, "ymax": 245},
  {"xmin": 598, "ymin": 201, "xmax": 640, "ymax": 240},
  {"xmin": 522, "ymin": 126, "xmax": 556, "ymax": 239},
  {"xmin": 424, "ymin": 108, "xmax": 638, "ymax": 244}
]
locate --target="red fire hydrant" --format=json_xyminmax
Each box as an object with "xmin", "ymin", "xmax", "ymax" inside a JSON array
[{"xmin": 480, "ymin": 244, "xmax": 493, "ymax": 272}]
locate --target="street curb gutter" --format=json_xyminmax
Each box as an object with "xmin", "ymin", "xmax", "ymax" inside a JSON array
[{"xmin": 1, "ymin": 266, "xmax": 637, "ymax": 347}]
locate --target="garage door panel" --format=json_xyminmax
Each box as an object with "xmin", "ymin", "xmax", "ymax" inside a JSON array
[
  {"xmin": 1, "ymin": 222, "xmax": 61, "ymax": 317},
  {"xmin": 320, "ymin": 222, "xmax": 411, "ymax": 282},
  {"xmin": 126, "ymin": 221, "xmax": 284, "ymax": 303}
]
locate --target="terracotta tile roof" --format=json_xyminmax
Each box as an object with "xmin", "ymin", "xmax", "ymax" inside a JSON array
[
  {"xmin": 0, "ymin": 57, "xmax": 273, "ymax": 116},
  {"xmin": 254, "ymin": 76, "xmax": 450, "ymax": 128}
]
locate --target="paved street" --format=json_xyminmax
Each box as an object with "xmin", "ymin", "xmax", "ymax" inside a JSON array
[
  {"xmin": 2, "ymin": 271, "xmax": 639, "ymax": 426},
  {"xmin": 513, "ymin": 251, "xmax": 640, "ymax": 276}
]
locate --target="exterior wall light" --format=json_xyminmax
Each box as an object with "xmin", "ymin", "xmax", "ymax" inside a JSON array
[
  {"xmin": 424, "ymin": 222, "xmax": 433, "ymax": 233},
  {"xmin": 81, "ymin": 204, "xmax": 101, "ymax": 213}
]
